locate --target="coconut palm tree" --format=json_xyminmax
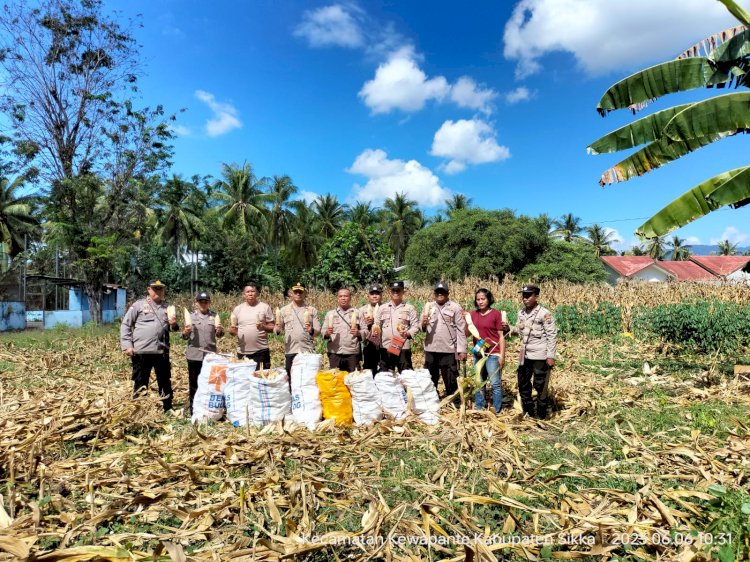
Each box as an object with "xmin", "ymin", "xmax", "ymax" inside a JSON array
[
  {"xmin": 0, "ymin": 174, "xmax": 39, "ymax": 257},
  {"xmin": 347, "ymin": 201, "xmax": 378, "ymax": 228},
  {"xmin": 668, "ymin": 235, "xmax": 691, "ymax": 260},
  {"xmin": 588, "ymin": 0, "xmax": 750, "ymax": 239},
  {"xmin": 313, "ymin": 194, "xmax": 347, "ymax": 240},
  {"xmin": 213, "ymin": 162, "xmax": 270, "ymax": 237},
  {"xmin": 383, "ymin": 192, "xmax": 423, "ymax": 267},
  {"xmin": 445, "ymin": 194, "xmax": 472, "ymax": 216},
  {"xmin": 267, "ymin": 175, "xmax": 298, "ymax": 272},
  {"xmin": 551, "ymin": 213, "xmax": 586, "ymax": 242},
  {"xmin": 717, "ymin": 239, "xmax": 739, "ymax": 256},
  {"xmin": 645, "ymin": 236, "xmax": 666, "ymax": 260},
  {"xmin": 585, "ymin": 223, "xmax": 618, "ymax": 256},
  {"xmin": 155, "ymin": 175, "xmax": 205, "ymax": 262},
  {"xmin": 287, "ymin": 200, "xmax": 322, "ymax": 269}
]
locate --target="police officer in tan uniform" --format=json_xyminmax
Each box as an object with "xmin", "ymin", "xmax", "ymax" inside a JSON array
[
  {"xmin": 511, "ymin": 284, "xmax": 557, "ymax": 419},
  {"xmin": 323, "ymin": 287, "xmax": 365, "ymax": 372},
  {"xmin": 181, "ymin": 291, "xmax": 223, "ymax": 414},
  {"xmin": 377, "ymin": 281, "xmax": 419, "ymax": 372},
  {"xmin": 358, "ymin": 283, "xmax": 383, "ymax": 373},
  {"xmin": 229, "ymin": 282, "xmax": 274, "ymax": 368},
  {"xmin": 275, "ymin": 282, "xmax": 321, "ymax": 374},
  {"xmin": 422, "ymin": 281, "xmax": 467, "ymax": 400},
  {"xmin": 120, "ymin": 279, "xmax": 180, "ymax": 411}
]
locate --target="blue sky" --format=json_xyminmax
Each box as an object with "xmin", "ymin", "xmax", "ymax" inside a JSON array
[{"xmin": 120, "ymin": 0, "xmax": 750, "ymax": 252}]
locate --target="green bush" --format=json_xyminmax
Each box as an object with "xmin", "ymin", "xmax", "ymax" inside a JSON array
[
  {"xmin": 554, "ymin": 302, "xmax": 622, "ymax": 337},
  {"xmin": 633, "ymin": 300, "xmax": 750, "ymax": 353}
]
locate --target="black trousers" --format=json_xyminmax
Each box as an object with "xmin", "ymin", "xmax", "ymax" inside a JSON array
[
  {"xmin": 378, "ymin": 348, "xmax": 413, "ymax": 373},
  {"xmin": 517, "ymin": 359, "xmax": 551, "ymax": 419},
  {"xmin": 425, "ymin": 351, "xmax": 459, "ymax": 399},
  {"xmin": 285, "ymin": 353, "xmax": 297, "ymax": 376},
  {"xmin": 187, "ymin": 359, "xmax": 203, "ymax": 414},
  {"xmin": 237, "ymin": 348, "xmax": 271, "ymax": 369},
  {"xmin": 361, "ymin": 341, "xmax": 380, "ymax": 374},
  {"xmin": 132, "ymin": 353, "xmax": 173, "ymax": 411},
  {"xmin": 328, "ymin": 352, "xmax": 359, "ymax": 372}
]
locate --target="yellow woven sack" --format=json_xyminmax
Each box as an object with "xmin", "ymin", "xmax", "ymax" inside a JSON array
[{"xmin": 316, "ymin": 369, "xmax": 353, "ymax": 425}]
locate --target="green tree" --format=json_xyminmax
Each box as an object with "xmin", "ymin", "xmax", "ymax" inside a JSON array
[
  {"xmin": 213, "ymin": 162, "xmax": 269, "ymax": 240},
  {"xmin": 585, "ymin": 224, "xmax": 617, "ymax": 257},
  {"xmin": 646, "ymin": 236, "xmax": 666, "ymax": 260},
  {"xmin": 0, "ymin": 175, "xmax": 38, "ymax": 257},
  {"xmin": 383, "ymin": 192, "xmax": 423, "ymax": 267},
  {"xmin": 551, "ymin": 213, "xmax": 586, "ymax": 242},
  {"xmin": 155, "ymin": 175, "xmax": 205, "ymax": 262},
  {"xmin": 668, "ymin": 235, "xmax": 691, "ymax": 260},
  {"xmin": 445, "ymin": 194, "xmax": 472, "ymax": 216},
  {"xmin": 285, "ymin": 200, "xmax": 322, "ymax": 270},
  {"xmin": 308, "ymin": 222, "xmax": 394, "ymax": 290},
  {"xmin": 404, "ymin": 209, "xmax": 549, "ymax": 283},
  {"xmin": 519, "ymin": 240, "xmax": 606, "ymax": 283},
  {"xmin": 0, "ymin": 0, "xmax": 176, "ymax": 322},
  {"xmin": 267, "ymin": 175, "xmax": 298, "ymax": 272},
  {"xmin": 588, "ymin": 0, "xmax": 750, "ymax": 238},
  {"xmin": 313, "ymin": 193, "xmax": 347, "ymax": 239},
  {"xmin": 347, "ymin": 201, "xmax": 378, "ymax": 228},
  {"xmin": 717, "ymin": 239, "xmax": 739, "ymax": 255}
]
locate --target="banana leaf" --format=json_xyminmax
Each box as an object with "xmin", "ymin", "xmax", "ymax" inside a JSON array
[
  {"xmin": 706, "ymin": 165, "xmax": 750, "ymax": 206},
  {"xmin": 709, "ymin": 27, "xmax": 750, "ymax": 62},
  {"xmin": 679, "ymin": 25, "xmax": 748, "ymax": 60},
  {"xmin": 716, "ymin": 0, "xmax": 750, "ymax": 27},
  {"xmin": 597, "ymin": 58, "xmax": 723, "ymax": 114},
  {"xmin": 663, "ymin": 91, "xmax": 750, "ymax": 141},
  {"xmin": 599, "ymin": 131, "xmax": 733, "ymax": 185},
  {"xmin": 636, "ymin": 167, "xmax": 749, "ymax": 238},
  {"xmin": 588, "ymin": 103, "xmax": 693, "ymax": 154}
]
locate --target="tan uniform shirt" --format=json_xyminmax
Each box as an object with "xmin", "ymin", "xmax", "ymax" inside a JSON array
[
  {"xmin": 278, "ymin": 303, "xmax": 321, "ymax": 354},
  {"xmin": 120, "ymin": 297, "xmax": 178, "ymax": 354},
  {"xmin": 232, "ymin": 301, "xmax": 273, "ymax": 353},
  {"xmin": 423, "ymin": 300, "xmax": 467, "ymax": 354},
  {"xmin": 514, "ymin": 305, "xmax": 557, "ymax": 360},
  {"xmin": 324, "ymin": 307, "xmax": 365, "ymax": 355},
  {"xmin": 377, "ymin": 302, "xmax": 419, "ymax": 350},
  {"xmin": 184, "ymin": 310, "xmax": 220, "ymax": 361},
  {"xmin": 358, "ymin": 303, "xmax": 380, "ymax": 342}
]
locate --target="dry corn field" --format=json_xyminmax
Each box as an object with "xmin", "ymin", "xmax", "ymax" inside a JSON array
[{"xmin": 1, "ymin": 281, "xmax": 750, "ymax": 562}]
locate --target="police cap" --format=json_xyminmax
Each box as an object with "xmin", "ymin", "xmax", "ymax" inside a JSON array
[
  {"xmin": 519, "ymin": 284, "xmax": 540, "ymax": 295},
  {"xmin": 367, "ymin": 283, "xmax": 383, "ymax": 294},
  {"xmin": 434, "ymin": 281, "xmax": 449, "ymax": 293},
  {"xmin": 389, "ymin": 280, "xmax": 405, "ymax": 291},
  {"xmin": 196, "ymin": 291, "xmax": 211, "ymax": 301},
  {"xmin": 148, "ymin": 279, "xmax": 166, "ymax": 288}
]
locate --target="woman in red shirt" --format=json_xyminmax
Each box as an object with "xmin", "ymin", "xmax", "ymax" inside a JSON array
[{"xmin": 467, "ymin": 288, "xmax": 506, "ymax": 413}]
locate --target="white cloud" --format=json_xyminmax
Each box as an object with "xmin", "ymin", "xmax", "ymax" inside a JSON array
[
  {"xmin": 685, "ymin": 236, "xmax": 702, "ymax": 245},
  {"xmin": 358, "ymin": 46, "xmax": 450, "ymax": 114},
  {"xmin": 431, "ymin": 119, "xmax": 510, "ymax": 174},
  {"xmin": 449, "ymin": 76, "xmax": 497, "ymax": 113},
  {"xmin": 503, "ymin": 0, "xmax": 738, "ymax": 77},
  {"xmin": 195, "ymin": 90, "xmax": 242, "ymax": 137},
  {"xmin": 505, "ymin": 86, "xmax": 532, "ymax": 104},
  {"xmin": 347, "ymin": 148, "xmax": 451, "ymax": 207},
  {"xmin": 711, "ymin": 226, "xmax": 750, "ymax": 246},
  {"xmin": 297, "ymin": 190, "xmax": 320, "ymax": 204},
  {"xmin": 294, "ymin": 4, "xmax": 364, "ymax": 48},
  {"xmin": 170, "ymin": 124, "xmax": 191, "ymax": 137}
]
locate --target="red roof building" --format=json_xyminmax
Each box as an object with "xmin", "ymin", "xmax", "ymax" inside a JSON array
[
  {"xmin": 656, "ymin": 261, "xmax": 718, "ymax": 281},
  {"xmin": 600, "ymin": 256, "xmax": 655, "ymax": 277},
  {"xmin": 689, "ymin": 256, "xmax": 750, "ymax": 277}
]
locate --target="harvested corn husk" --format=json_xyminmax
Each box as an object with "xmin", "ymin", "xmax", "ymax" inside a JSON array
[
  {"xmin": 351, "ymin": 309, "xmax": 358, "ymax": 329},
  {"xmin": 230, "ymin": 311, "xmax": 238, "ymax": 327},
  {"xmin": 183, "ymin": 307, "xmax": 192, "ymax": 327},
  {"xmin": 166, "ymin": 305, "xmax": 176, "ymax": 321}
]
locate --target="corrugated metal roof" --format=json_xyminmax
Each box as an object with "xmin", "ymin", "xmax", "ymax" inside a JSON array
[
  {"xmin": 656, "ymin": 261, "xmax": 717, "ymax": 281},
  {"xmin": 689, "ymin": 256, "xmax": 750, "ymax": 276},
  {"xmin": 600, "ymin": 256, "xmax": 655, "ymax": 277}
]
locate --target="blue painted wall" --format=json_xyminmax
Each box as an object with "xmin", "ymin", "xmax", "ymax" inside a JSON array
[{"xmin": 0, "ymin": 302, "xmax": 26, "ymax": 331}]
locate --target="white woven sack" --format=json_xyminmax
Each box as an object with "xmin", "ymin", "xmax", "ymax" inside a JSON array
[
  {"xmin": 290, "ymin": 353, "xmax": 322, "ymax": 430},
  {"xmin": 344, "ymin": 370, "xmax": 382, "ymax": 425},
  {"xmin": 250, "ymin": 368, "xmax": 292, "ymax": 426},
  {"xmin": 399, "ymin": 369, "xmax": 440, "ymax": 425},
  {"xmin": 374, "ymin": 371, "xmax": 408, "ymax": 420},
  {"xmin": 224, "ymin": 360, "xmax": 257, "ymax": 427},
  {"xmin": 191, "ymin": 354, "xmax": 229, "ymax": 423}
]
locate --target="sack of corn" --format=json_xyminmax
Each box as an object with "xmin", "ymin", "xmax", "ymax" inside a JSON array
[
  {"xmin": 191, "ymin": 353, "xmax": 229, "ymax": 423},
  {"xmin": 398, "ymin": 369, "xmax": 440, "ymax": 425},
  {"xmin": 316, "ymin": 369, "xmax": 353, "ymax": 425},
  {"xmin": 290, "ymin": 353, "xmax": 322, "ymax": 430},
  {"xmin": 249, "ymin": 368, "xmax": 291, "ymax": 426},
  {"xmin": 374, "ymin": 371, "xmax": 408, "ymax": 420},
  {"xmin": 224, "ymin": 360, "xmax": 257, "ymax": 427},
  {"xmin": 344, "ymin": 369, "xmax": 382, "ymax": 425}
]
